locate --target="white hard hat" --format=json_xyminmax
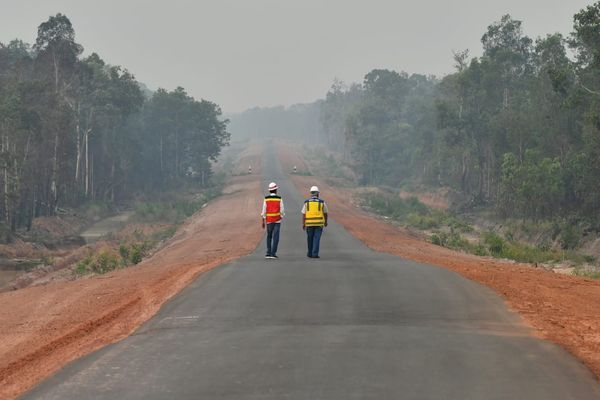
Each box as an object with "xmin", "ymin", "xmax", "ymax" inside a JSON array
[
  {"xmin": 268, "ymin": 182, "xmax": 278, "ymax": 190},
  {"xmin": 310, "ymin": 186, "xmax": 319, "ymax": 193}
]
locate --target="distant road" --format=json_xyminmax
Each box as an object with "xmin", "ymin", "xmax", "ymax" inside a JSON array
[{"xmin": 23, "ymin": 145, "xmax": 600, "ymax": 399}]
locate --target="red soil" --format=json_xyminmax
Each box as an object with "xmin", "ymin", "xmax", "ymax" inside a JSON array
[{"xmin": 0, "ymin": 173, "xmax": 263, "ymax": 399}]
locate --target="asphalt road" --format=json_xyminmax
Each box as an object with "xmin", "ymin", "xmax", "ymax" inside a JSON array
[{"xmin": 23, "ymin": 146, "xmax": 600, "ymax": 399}]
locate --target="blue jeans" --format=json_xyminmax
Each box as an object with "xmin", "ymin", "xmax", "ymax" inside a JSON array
[
  {"xmin": 306, "ymin": 226, "xmax": 323, "ymax": 257},
  {"xmin": 266, "ymin": 223, "xmax": 281, "ymax": 256}
]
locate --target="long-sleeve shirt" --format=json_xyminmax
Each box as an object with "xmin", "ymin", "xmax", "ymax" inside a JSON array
[{"xmin": 261, "ymin": 193, "xmax": 285, "ymax": 223}]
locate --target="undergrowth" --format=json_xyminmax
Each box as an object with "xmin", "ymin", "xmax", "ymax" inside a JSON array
[
  {"xmin": 361, "ymin": 191, "xmax": 597, "ymax": 267},
  {"xmin": 133, "ymin": 187, "xmax": 222, "ymax": 224},
  {"xmin": 361, "ymin": 192, "xmax": 472, "ymax": 233}
]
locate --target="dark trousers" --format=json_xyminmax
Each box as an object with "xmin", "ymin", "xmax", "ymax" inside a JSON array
[
  {"xmin": 306, "ymin": 226, "xmax": 323, "ymax": 257},
  {"xmin": 266, "ymin": 223, "xmax": 281, "ymax": 256}
]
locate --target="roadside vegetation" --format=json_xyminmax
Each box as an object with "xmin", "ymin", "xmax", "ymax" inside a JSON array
[
  {"xmin": 73, "ymin": 181, "xmax": 223, "ymax": 277},
  {"xmin": 360, "ymin": 190, "xmax": 597, "ymax": 271},
  {"xmin": 133, "ymin": 186, "xmax": 222, "ymax": 224},
  {"xmin": 0, "ymin": 14, "xmax": 229, "ymax": 238},
  {"xmin": 0, "ymin": 14, "xmax": 231, "ymax": 284}
]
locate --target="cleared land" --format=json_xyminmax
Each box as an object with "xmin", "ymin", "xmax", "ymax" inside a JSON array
[{"xmin": 0, "ymin": 148, "xmax": 264, "ymax": 399}]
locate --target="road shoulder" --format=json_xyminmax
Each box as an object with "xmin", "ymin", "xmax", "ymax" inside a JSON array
[{"xmin": 0, "ymin": 173, "xmax": 263, "ymax": 399}]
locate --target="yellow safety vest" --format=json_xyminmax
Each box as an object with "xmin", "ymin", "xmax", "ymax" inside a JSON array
[{"xmin": 305, "ymin": 199, "xmax": 325, "ymax": 227}]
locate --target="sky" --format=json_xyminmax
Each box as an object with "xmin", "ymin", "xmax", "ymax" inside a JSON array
[{"xmin": 0, "ymin": 0, "xmax": 594, "ymax": 112}]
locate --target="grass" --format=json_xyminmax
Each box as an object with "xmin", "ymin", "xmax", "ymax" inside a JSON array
[
  {"xmin": 76, "ymin": 182, "xmax": 225, "ymax": 276},
  {"xmin": 361, "ymin": 192, "xmax": 473, "ymax": 233},
  {"xmin": 133, "ymin": 186, "xmax": 222, "ymax": 224},
  {"xmin": 362, "ymin": 191, "xmax": 597, "ymax": 267},
  {"xmin": 573, "ymin": 268, "xmax": 600, "ymax": 279},
  {"xmin": 428, "ymin": 229, "xmax": 597, "ymax": 266}
]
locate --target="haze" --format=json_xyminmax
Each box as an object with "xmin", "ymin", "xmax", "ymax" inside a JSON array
[{"xmin": 0, "ymin": 0, "xmax": 593, "ymax": 112}]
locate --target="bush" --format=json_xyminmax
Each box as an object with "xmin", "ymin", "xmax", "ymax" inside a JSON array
[
  {"xmin": 76, "ymin": 251, "xmax": 120, "ymax": 275},
  {"xmin": 119, "ymin": 241, "xmax": 153, "ymax": 266},
  {"xmin": 407, "ymin": 213, "xmax": 439, "ymax": 229},
  {"xmin": 560, "ymin": 223, "xmax": 582, "ymax": 250},
  {"xmin": 483, "ymin": 232, "xmax": 505, "ymax": 255},
  {"xmin": 429, "ymin": 231, "xmax": 472, "ymax": 251}
]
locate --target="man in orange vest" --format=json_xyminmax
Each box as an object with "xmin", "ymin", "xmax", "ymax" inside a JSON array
[{"xmin": 261, "ymin": 182, "xmax": 285, "ymax": 259}]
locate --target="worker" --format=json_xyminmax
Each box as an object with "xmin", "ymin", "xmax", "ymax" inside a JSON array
[
  {"xmin": 261, "ymin": 182, "xmax": 285, "ymax": 259},
  {"xmin": 301, "ymin": 185, "xmax": 328, "ymax": 258}
]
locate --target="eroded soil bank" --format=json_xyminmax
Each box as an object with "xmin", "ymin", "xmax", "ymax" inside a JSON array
[{"xmin": 0, "ymin": 171, "xmax": 263, "ymax": 399}]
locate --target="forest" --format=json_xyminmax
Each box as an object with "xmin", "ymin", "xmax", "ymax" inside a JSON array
[
  {"xmin": 0, "ymin": 14, "xmax": 229, "ymax": 232},
  {"xmin": 318, "ymin": 5, "xmax": 600, "ymax": 226},
  {"xmin": 232, "ymin": 3, "xmax": 600, "ymax": 227}
]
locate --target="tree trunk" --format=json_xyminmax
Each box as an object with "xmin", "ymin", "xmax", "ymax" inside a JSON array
[
  {"xmin": 50, "ymin": 131, "xmax": 59, "ymax": 214},
  {"xmin": 85, "ymin": 130, "xmax": 89, "ymax": 197},
  {"xmin": 75, "ymin": 103, "xmax": 81, "ymax": 183}
]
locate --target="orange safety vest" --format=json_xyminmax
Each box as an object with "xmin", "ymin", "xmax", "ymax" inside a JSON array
[{"xmin": 264, "ymin": 196, "xmax": 282, "ymax": 223}]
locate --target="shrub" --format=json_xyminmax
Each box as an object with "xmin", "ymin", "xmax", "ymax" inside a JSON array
[
  {"xmin": 76, "ymin": 251, "xmax": 120, "ymax": 275},
  {"xmin": 560, "ymin": 223, "xmax": 581, "ymax": 250},
  {"xmin": 119, "ymin": 241, "xmax": 154, "ymax": 266},
  {"xmin": 429, "ymin": 231, "xmax": 472, "ymax": 252},
  {"xmin": 483, "ymin": 232, "xmax": 505, "ymax": 255},
  {"xmin": 130, "ymin": 244, "xmax": 144, "ymax": 264}
]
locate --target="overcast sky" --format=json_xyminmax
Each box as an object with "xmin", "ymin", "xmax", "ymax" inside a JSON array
[{"xmin": 0, "ymin": 0, "xmax": 594, "ymax": 112}]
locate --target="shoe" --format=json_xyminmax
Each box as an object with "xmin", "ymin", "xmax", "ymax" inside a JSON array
[
  {"xmin": 272, "ymin": 255, "xmax": 279, "ymax": 259},
  {"xmin": 307, "ymin": 254, "xmax": 313, "ymax": 258},
  {"xmin": 265, "ymin": 254, "xmax": 272, "ymax": 259},
  {"xmin": 313, "ymin": 255, "xmax": 320, "ymax": 259}
]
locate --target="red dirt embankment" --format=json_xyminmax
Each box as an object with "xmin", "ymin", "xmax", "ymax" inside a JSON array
[
  {"xmin": 0, "ymin": 173, "xmax": 264, "ymax": 399},
  {"xmin": 280, "ymin": 148, "xmax": 600, "ymax": 380}
]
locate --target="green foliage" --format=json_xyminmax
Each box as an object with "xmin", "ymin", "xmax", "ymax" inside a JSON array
[
  {"xmin": 573, "ymin": 268, "xmax": 600, "ymax": 280},
  {"xmin": 316, "ymin": 7, "xmax": 600, "ymax": 229},
  {"xmin": 559, "ymin": 223, "xmax": 582, "ymax": 250},
  {"xmin": 482, "ymin": 232, "xmax": 505, "ymax": 255},
  {"xmin": 429, "ymin": 231, "xmax": 472, "ymax": 251},
  {"xmin": 0, "ymin": 14, "xmax": 229, "ymax": 232},
  {"xmin": 118, "ymin": 241, "xmax": 153, "ymax": 266},
  {"xmin": 363, "ymin": 192, "xmax": 473, "ymax": 233},
  {"xmin": 76, "ymin": 251, "xmax": 120, "ymax": 275},
  {"xmin": 479, "ymin": 231, "xmax": 574, "ymax": 264}
]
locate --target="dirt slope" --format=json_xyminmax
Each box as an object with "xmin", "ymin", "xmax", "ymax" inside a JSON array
[
  {"xmin": 282, "ymin": 152, "xmax": 600, "ymax": 381},
  {"xmin": 0, "ymin": 173, "xmax": 264, "ymax": 399}
]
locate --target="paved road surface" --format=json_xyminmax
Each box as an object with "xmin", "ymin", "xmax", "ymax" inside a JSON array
[{"xmin": 23, "ymin": 146, "xmax": 600, "ymax": 399}]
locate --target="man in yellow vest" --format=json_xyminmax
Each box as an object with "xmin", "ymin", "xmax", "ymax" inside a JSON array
[
  {"xmin": 261, "ymin": 182, "xmax": 285, "ymax": 259},
  {"xmin": 301, "ymin": 186, "xmax": 328, "ymax": 258}
]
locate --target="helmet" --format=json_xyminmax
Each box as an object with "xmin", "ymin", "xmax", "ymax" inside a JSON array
[
  {"xmin": 268, "ymin": 182, "xmax": 278, "ymax": 190},
  {"xmin": 310, "ymin": 186, "xmax": 319, "ymax": 193}
]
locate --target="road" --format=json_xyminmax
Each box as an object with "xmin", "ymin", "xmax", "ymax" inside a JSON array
[{"xmin": 23, "ymin": 146, "xmax": 600, "ymax": 399}]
